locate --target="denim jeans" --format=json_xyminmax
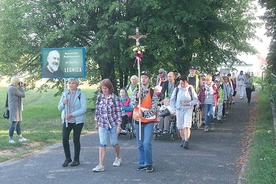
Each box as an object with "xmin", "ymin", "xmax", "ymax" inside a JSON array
[
  {"xmin": 98, "ymin": 126, "xmax": 118, "ymax": 147},
  {"xmin": 9, "ymin": 121, "xmax": 21, "ymax": 138},
  {"xmin": 135, "ymin": 122, "xmax": 154, "ymax": 166},
  {"xmin": 204, "ymin": 104, "xmax": 214, "ymax": 126},
  {"xmin": 62, "ymin": 122, "xmax": 84, "ymax": 161}
]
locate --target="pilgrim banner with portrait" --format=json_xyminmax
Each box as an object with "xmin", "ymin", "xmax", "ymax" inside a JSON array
[{"xmin": 42, "ymin": 47, "xmax": 86, "ymax": 78}]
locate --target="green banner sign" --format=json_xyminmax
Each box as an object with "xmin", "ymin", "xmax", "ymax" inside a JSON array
[{"xmin": 42, "ymin": 47, "xmax": 86, "ymax": 78}]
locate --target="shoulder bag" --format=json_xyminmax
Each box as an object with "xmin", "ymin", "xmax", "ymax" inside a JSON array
[{"xmin": 3, "ymin": 93, "xmax": 9, "ymax": 119}]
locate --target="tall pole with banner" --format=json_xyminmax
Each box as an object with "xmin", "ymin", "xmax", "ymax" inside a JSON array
[
  {"xmin": 41, "ymin": 47, "xmax": 86, "ymax": 127},
  {"xmin": 128, "ymin": 27, "xmax": 147, "ymax": 140}
]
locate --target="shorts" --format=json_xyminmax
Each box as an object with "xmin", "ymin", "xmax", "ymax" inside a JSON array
[
  {"xmin": 176, "ymin": 108, "xmax": 193, "ymax": 129},
  {"xmin": 98, "ymin": 126, "xmax": 119, "ymax": 147}
]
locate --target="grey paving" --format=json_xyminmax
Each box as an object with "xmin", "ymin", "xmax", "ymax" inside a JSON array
[{"xmin": 0, "ymin": 93, "xmax": 255, "ymax": 184}]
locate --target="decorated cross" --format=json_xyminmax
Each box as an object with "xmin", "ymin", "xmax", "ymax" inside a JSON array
[
  {"xmin": 128, "ymin": 27, "xmax": 147, "ymax": 46},
  {"xmin": 128, "ymin": 27, "xmax": 147, "ymax": 140}
]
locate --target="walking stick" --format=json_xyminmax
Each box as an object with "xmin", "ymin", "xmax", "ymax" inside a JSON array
[
  {"xmin": 137, "ymin": 57, "xmax": 142, "ymax": 140},
  {"xmin": 64, "ymin": 78, "xmax": 68, "ymax": 128}
]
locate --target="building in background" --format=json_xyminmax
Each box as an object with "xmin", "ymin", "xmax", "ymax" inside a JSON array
[{"xmin": 218, "ymin": 54, "xmax": 267, "ymax": 78}]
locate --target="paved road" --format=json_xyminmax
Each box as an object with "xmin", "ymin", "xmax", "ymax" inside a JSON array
[{"xmin": 0, "ymin": 93, "xmax": 255, "ymax": 184}]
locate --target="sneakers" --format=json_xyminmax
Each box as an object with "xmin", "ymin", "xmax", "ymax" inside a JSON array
[
  {"xmin": 9, "ymin": 140, "xmax": 16, "ymax": 144},
  {"xmin": 137, "ymin": 166, "xmax": 147, "ymax": 171},
  {"xmin": 92, "ymin": 164, "xmax": 105, "ymax": 172},
  {"xmin": 113, "ymin": 157, "xmax": 122, "ymax": 167},
  {"xmin": 19, "ymin": 137, "xmax": 27, "ymax": 142},
  {"xmin": 204, "ymin": 126, "xmax": 209, "ymax": 132},
  {"xmin": 183, "ymin": 141, "xmax": 189, "ymax": 149},
  {"xmin": 70, "ymin": 160, "xmax": 80, "ymax": 166},
  {"xmin": 137, "ymin": 165, "xmax": 153, "ymax": 172},
  {"xmin": 162, "ymin": 130, "xmax": 168, "ymax": 134},
  {"xmin": 62, "ymin": 159, "xmax": 72, "ymax": 167},
  {"xmin": 146, "ymin": 165, "xmax": 153, "ymax": 173}
]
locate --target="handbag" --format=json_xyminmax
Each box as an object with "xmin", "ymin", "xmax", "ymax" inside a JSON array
[
  {"xmin": 3, "ymin": 93, "xmax": 9, "ymax": 119},
  {"xmin": 251, "ymin": 85, "xmax": 255, "ymax": 92},
  {"xmin": 3, "ymin": 108, "xmax": 9, "ymax": 119}
]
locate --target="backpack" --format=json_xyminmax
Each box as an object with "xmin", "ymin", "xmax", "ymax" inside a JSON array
[{"xmin": 175, "ymin": 86, "xmax": 193, "ymax": 101}]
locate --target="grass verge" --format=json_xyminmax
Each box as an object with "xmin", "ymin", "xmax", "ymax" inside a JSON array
[
  {"xmin": 245, "ymin": 89, "xmax": 276, "ymax": 183},
  {"xmin": 0, "ymin": 87, "xmax": 96, "ymax": 162}
]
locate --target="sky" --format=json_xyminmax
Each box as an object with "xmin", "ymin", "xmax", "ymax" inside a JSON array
[{"xmin": 249, "ymin": 1, "xmax": 271, "ymax": 58}]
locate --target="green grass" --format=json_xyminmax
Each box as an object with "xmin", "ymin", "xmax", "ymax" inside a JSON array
[
  {"xmin": 245, "ymin": 89, "xmax": 276, "ymax": 183},
  {"xmin": 0, "ymin": 87, "xmax": 96, "ymax": 162}
]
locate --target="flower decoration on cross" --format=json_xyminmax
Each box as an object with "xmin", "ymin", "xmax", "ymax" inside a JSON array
[
  {"xmin": 128, "ymin": 27, "xmax": 147, "ymax": 64},
  {"xmin": 131, "ymin": 45, "xmax": 146, "ymax": 62},
  {"xmin": 128, "ymin": 27, "xmax": 147, "ymax": 140}
]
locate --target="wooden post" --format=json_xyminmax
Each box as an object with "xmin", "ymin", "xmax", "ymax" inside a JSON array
[{"xmin": 64, "ymin": 78, "xmax": 68, "ymax": 127}]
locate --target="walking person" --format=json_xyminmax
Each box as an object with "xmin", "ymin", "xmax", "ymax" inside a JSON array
[
  {"xmin": 58, "ymin": 78, "xmax": 87, "ymax": 167},
  {"xmin": 170, "ymin": 75, "xmax": 198, "ymax": 149},
  {"xmin": 8, "ymin": 76, "xmax": 27, "ymax": 144},
  {"xmin": 125, "ymin": 75, "xmax": 139, "ymax": 97},
  {"xmin": 131, "ymin": 71, "xmax": 159, "ymax": 172},
  {"xmin": 160, "ymin": 71, "xmax": 179, "ymax": 100},
  {"xmin": 93, "ymin": 79, "xmax": 122, "ymax": 172},
  {"xmin": 237, "ymin": 71, "xmax": 246, "ymax": 99},
  {"xmin": 155, "ymin": 68, "xmax": 168, "ymax": 100},
  {"xmin": 214, "ymin": 78, "xmax": 223, "ymax": 123},
  {"xmin": 222, "ymin": 76, "xmax": 233, "ymax": 116},
  {"xmin": 227, "ymin": 73, "xmax": 236, "ymax": 104},
  {"xmin": 244, "ymin": 73, "xmax": 253, "ymax": 103},
  {"xmin": 188, "ymin": 66, "xmax": 200, "ymax": 93},
  {"xmin": 198, "ymin": 75, "xmax": 219, "ymax": 132}
]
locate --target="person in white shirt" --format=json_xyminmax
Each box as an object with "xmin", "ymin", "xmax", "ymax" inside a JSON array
[
  {"xmin": 237, "ymin": 71, "xmax": 246, "ymax": 99},
  {"xmin": 170, "ymin": 75, "xmax": 198, "ymax": 149}
]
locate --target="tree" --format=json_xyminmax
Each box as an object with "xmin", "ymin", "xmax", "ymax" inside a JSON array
[
  {"xmin": 0, "ymin": 0, "xmax": 258, "ymax": 93},
  {"xmin": 259, "ymin": 0, "xmax": 276, "ymax": 73}
]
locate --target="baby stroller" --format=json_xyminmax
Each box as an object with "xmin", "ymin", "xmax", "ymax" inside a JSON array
[{"xmin": 153, "ymin": 115, "xmax": 179, "ymax": 141}]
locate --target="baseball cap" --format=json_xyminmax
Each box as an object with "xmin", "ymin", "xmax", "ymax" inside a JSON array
[
  {"xmin": 141, "ymin": 71, "xmax": 151, "ymax": 78},
  {"xmin": 189, "ymin": 66, "xmax": 196, "ymax": 70}
]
